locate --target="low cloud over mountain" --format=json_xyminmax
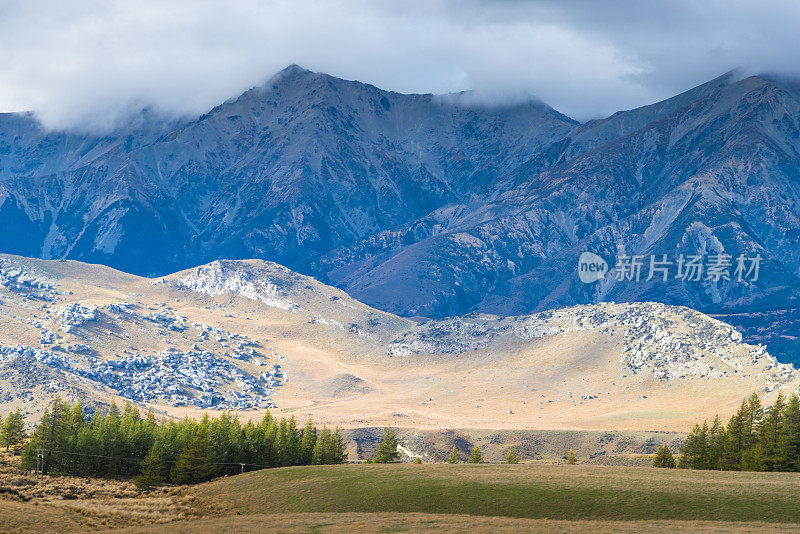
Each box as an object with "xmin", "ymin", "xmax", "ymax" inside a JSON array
[{"xmin": 2, "ymin": 1, "xmax": 800, "ymax": 129}]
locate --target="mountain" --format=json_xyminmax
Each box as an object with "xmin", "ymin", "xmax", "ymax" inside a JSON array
[
  {"xmin": 2, "ymin": 66, "xmax": 800, "ymax": 360},
  {"xmin": 0, "ymin": 65, "xmax": 575, "ymax": 275},
  {"xmin": 1, "ymin": 254, "xmax": 794, "ymax": 431}
]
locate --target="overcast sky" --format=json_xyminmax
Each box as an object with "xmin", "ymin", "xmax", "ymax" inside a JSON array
[{"xmin": 2, "ymin": 0, "xmax": 800, "ymax": 130}]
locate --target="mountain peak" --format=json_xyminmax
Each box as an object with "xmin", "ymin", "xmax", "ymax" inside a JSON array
[{"xmin": 275, "ymin": 64, "xmax": 314, "ymax": 79}]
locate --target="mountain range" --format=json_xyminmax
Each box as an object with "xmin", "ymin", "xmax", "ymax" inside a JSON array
[{"xmin": 2, "ymin": 66, "xmax": 799, "ymax": 360}]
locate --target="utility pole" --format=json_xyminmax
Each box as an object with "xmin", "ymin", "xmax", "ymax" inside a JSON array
[{"xmin": 35, "ymin": 449, "xmax": 45, "ymax": 477}]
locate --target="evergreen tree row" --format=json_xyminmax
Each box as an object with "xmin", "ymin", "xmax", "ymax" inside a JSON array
[
  {"xmin": 12, "ymin": 398, "xmax": 346, "ymax": 487},
  {"xmin": 678, "ymin": 392, "xmax": 800, "ymax": 472}
]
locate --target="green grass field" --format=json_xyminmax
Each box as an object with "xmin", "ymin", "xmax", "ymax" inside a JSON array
[
  {"xmin": 192, "ymin": 464, "xmax": 800, "ymax": 524},
  {"xmin": 5, "ymin": 464, "xmax": 800, "ymax": 532}
]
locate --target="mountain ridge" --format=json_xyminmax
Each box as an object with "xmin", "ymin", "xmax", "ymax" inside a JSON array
[{"xmin": 2, "ymin": 66, "xmax": 800, "ymax": 361}]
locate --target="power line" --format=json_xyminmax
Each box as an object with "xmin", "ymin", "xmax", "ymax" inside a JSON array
[{"xmin": 42, "ymin": 448, "xmax": 270, "ymax": 468}]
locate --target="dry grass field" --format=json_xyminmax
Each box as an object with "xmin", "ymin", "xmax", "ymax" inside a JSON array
[{"xmin": 109, "ymin": 514, "xmax": 800, "ymax": 534}]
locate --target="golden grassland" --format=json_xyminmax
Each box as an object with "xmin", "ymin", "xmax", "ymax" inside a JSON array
[
  {"xmin": 0, "ymin": 253, "xmax": 789, "ymax": 433},
  {"xmin": 109, "ymin": 514, "xmax": 800, "ymax": 534},
  {"xmin": 4, "ymin": 463, "xmax": 800, "ymax": 533}
]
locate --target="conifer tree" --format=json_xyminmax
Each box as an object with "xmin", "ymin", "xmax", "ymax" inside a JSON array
[
  {"xmin": 707, "ymin": 415, "xmax": 726, "ymax": 470},
  {"xmin": 467, "ymin": 445, "xmax": 483, "ymax": 463},
  {"xmin": 135, "ymin": 439, "xmax": 167, "ymax": 491},
  {"xmin": 779, "ymin": 394, "xmax": 800, "ymax": 471},
  {"xmin": 299, "ymin": 419, "xmax": 317, "ymax": 465},
  {"xmin": 1, "ymin": 407, "xmax": 26, "ymax": 450},
  {"xmin": 504, "ymin": 447, "xmax": 519, "ymax": 464},
  {"xmin": 653, "ymin": 444, "xmax": 676, "ymax": 468},
  {"xmin": 285, "ymin": 415, "xmax": 300, "ymax": 466},
  {"xmin": 276, "ymin": 418, "xmax": 291, "ymax": 467},
  {"xmin": 312, "ymin": 427, "xmax": 330, "ymax": 465},
  {"xmin": 754, "ymin": 392, "xmax": 785, "ymax": 471},
  {"xmin": 722, "ymin": 400, "xmax": 748, "ymax": 470},
  {"xmin": 679, "ymin": 423, "xmax": 711, "ymax": 469},
  {"xmin": 38, "ymin": 397, "xmax": 70, "ymax": 474},
  {"xmin": 171, "ymin": 428, "xmax": 213, "ymax": 484},
  {"xmin": 566, "ymin": 449, "xmax": 576, "ymax": 464},
  {"xmin": 447, "ymin": 446, "xmax": 459, "ymax": 464},
  {"xmin": 325, "ymin": 428, "xmax": 347, "ymax": 464},
  {"xmin": 374, "ymin": 426, "xmax": 399, "ymax": 463}
]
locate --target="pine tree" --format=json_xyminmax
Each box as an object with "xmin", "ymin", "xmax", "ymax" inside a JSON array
[
  {"xmin": 744, "ymin": 393, "xmax": 764, "ymax": 447},
  {"xmin": 722, "ymin": 401, "xmax": 747, "ymax": 470},
  {"xmin": 135, "ymin": 439, "xmax": 167, "ymax": 491},
  {"xmin": 374, "ymin": 426, "xmax": 399, "ymax": 463},
  {"xmin": 778, "ymin": 394, "xmax": 800, "ymax": 471},
  {"xmin": 504, "ymin": 447, "xmax": 519, "ymax": 464},
  {"xmin": 566, "ymin": 449, "xmax": 576, "ymax": 465},
  {"xmin": 325, "ymin": 428, "xmax": 347, "ymax": 464},
  {"xmin": 276, "ymin": 418, "xmax": 291, "ymax": 467},
  {"xmin": 708, "ymin": 415, "xmax": 726, "ymax": 470},
  {"xmin": 261, "ymin": 416, "xmax": 278, "ymax": 467},
  {"xmin": 1, "ymin": 407, "xmax": 26, "ymax": 450},
  {"xmin": 285, "ymin": 415, "xmax": 300, "ymax": 466},
  {"xmin": 467, "ymin": 445, "xmax": 483, "ymax": 463},
  {"xmin": 680, "ymin": 422, "xmax": 716, "ymax": 470},
  {"xmin": 41, "ymin": 398, "xmax": 70, "ymax": 474},
  {"xmin": 755, "ymin": 392, "xmax": 785, "ymax": 471},
  {"xmin": 312, "ymin": 427, "xmax": 330, "ymax": 465},
  {"xmin": 171, "ymin": 428, "xmax": 213, "ymax": 484},
  {"xmin": 740, "ymin": 393, "xmax": 766, "ymax": 471},
  {"xmin": 653, "ymin": 444, "xmax": 676, "ymax": 468},
  {"xmin": 299, "ymin": 419, "xmax": 317, "ymax": 465},
  {"xmin": 447, "ymin": 446, "xmax": 459, "ymax": 464}
]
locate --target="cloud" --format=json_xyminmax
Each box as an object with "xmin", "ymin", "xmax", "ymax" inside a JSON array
[{"xmin": 1, "ymin": 0, "xmax": 799, "ymax": 130}]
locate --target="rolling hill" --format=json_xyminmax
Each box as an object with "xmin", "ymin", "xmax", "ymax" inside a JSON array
[{"xmin": 0, "ymin": 253, "xmax": 795, "ymax": 435}]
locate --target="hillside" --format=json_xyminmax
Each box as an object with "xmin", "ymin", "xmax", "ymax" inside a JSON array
[
  {"xmin": 2, "ymin": 67, "xmax": 800, "ymax": 364},
  {"xmin": 0, "ymin": 253, "xmax": 795, "ymax": 434},
  {"xmin": 7, "ymin": 464, "xmax": 800, "ymax": 532},
  {"xmin": 190, "ymin": 464, "xmax": 800, "ymax": 524}
]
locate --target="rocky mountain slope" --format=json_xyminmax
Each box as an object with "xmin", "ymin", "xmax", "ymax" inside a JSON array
[
  {"xmin": 0, "ymin": 254, "xmax": 795, "ymax": 431},
  {"xmin": 2, "ymin": 67, "xmax": 800, "ymax": 360},
  {"xmin": 0, "ymin": 65, "xmax": 575, "ymax": 275}
]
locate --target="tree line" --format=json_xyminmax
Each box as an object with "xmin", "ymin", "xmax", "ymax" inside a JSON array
[
  {"xmin": 8, "ymin": 398, "xmax": 346, "ymax": 488},
  {"xmin": 661, "ymin": 392, "xmax": 800, "ymax": 471}
]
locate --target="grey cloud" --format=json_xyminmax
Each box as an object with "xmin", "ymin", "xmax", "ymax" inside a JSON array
[{"xmin": 1, "ymin": 0, "xmax": 799, "ymax": 130}]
